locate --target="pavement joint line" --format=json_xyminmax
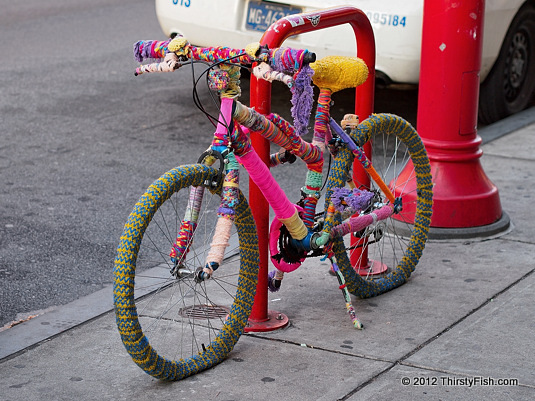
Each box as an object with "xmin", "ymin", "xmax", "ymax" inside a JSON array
[
  {"xmin": 500, "ymin": 237, "xmax": 535, "ymax": 246},
  {"xmin": 245, "ymin": 332, "xmax": 396, "ymax": 365},
  {"xmin": 0, "ymin": 305, "xmax": 114, "ymax": 364},
  {"xmin": 337, "ymin": 362, "xmax": 397, "ymax": 400}
]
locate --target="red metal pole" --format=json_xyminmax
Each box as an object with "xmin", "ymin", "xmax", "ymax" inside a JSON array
[
  {"xmin": 246, "ymin": 6, "xmax": 375, "ymax": 332},
  {"xmin": 414, "ymin": 0, "xmax": 502, "ymax": 227}
]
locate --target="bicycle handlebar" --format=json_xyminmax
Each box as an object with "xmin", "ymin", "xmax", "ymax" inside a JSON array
[{"xmin": 132, "ymin": 37, "xmax": 316, "ymax": 84}]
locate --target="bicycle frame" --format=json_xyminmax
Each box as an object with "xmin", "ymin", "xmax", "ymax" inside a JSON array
[{"xmin": 114, "ymin": 31, "xmax": 432, "ymax": 381}]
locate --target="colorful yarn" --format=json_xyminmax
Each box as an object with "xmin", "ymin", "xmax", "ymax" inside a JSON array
[
  {"xmin": 245, "ymin": 42, "xmax": 261, "ymax": 58},
  {"xmin": 269, "ymin": 47, "xmax": 310, "ymax": 74},
  {"xmin": 330, "ymin": 258, "xmax": 363, "ymax": 329},
  {"xmin": 218, "ymin": 65, "xmax": 241, "ymax": 98},
  {"xmin": 267, "ymin": 113, "xmax": 322, "ymax": 170},
  {"xmin": 267, "ymin": 269, "xmax": 284, "ymax": 292},
  {"xmin": 277, "ymin": 209, "xmax": 307, "ymax": 241},
  {"xmin": 218, "ymin": 166, "xmax": 240, "ymax": 220},
  {"xmin": 301, "ymin": 196, "xmax": 318, "ymax": 228},
  {"xmin": 313, "ymin": 88, "xmax": 332, "ymax": 148},
  {"xmin": 208, "ymin": 69, "xmax": 229, "ymax": 92},
  {"xmin": 352, "ymin": 146, "xmax": 372, "ymax": 169},
  {"xmin": 269, "ymin": 150, "xmax": 293, "ymax": 167},
  {"xmin": 167, "ymin": 36, "xmax": 190, "ymax": 58},
  {"xmin": 169, "ymin": 220, "xmax": 196, "ymax": 263},
  {"xmin": 212, "ymin": 97, "xmax": 234, "ymax": 148},
  {"xmin": 321, "ymin": 203, "xmax": 337, "ymax": 235},
  {"xmin": 303, "ymin": 170, "xmax": 323, "ymax": 195},
  {"xmin": 330, "ymin": 118, "xmax": 397, "ymax": 203},
  {"xmin": 232, "ymin": 102, "xmax": 322, "ymax": 168},
  {"xmin": 190, "ymin": 46, "xmax": 253, "ymax": 65},
  {"xmin": 269, "ymin": 48, "xmax": 315, "ymax": 137},
  {"xmin": 229, "ymin": 124, "xmax": 253, "ymax": 157},
  {"xmin": 133, "ymin": 40, "xmax": 171, "ymax": 62},
  {"xmin": 233, "ymin": 101, "xmax": 266, "ymax": 132},
  {"xmin": 269, "ymin": 205, "xmax": 306, "ymax": 272}
]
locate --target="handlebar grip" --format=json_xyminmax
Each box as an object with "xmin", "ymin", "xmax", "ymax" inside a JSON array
[
  {"xmin": 311, "ymin": 56, "xmax": 369, "ymax": 93},
  {"xmin": 303, "ymin": 52, "xmax": 316, "ymax": 65},
  {"xmin": 134, "ymin": 53, "xmax": 181, "ymax": 76}
]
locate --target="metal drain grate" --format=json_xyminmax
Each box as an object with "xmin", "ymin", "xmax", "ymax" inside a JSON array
[{"xmin": 179, "ymin": 304, "xmax": 230, "ymax": 320}]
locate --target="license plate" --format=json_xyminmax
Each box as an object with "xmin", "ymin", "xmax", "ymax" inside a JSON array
[{"xmin": 246, "ymin": 1, "xmax": 302, "ymax": 32}]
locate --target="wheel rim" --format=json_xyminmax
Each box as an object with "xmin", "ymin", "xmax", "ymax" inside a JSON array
[
  {"xmin": 131, "ymin": 184, "xmax": 241, "ymax": 364},
  {"xmin": 348, "ymin": 128, "xmax": 417, "ymax": 280},
  {"xmin": 328, "ymin": 114, "xmax": 433, "ymax": 298},
  {"xmin": 504, "ymin": 29, "xmax": 530, "ymax": 101},
  {"xmin": 114, "ymin": 165, "xmax": 258, "ymax": 380}
]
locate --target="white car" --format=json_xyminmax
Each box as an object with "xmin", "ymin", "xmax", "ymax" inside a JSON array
[{"xmin": 155, "ymin": 0, "xmax": 535, "ymax": 124}]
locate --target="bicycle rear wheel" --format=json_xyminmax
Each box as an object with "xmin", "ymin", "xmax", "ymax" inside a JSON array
[
  {"xmin": 114, "ymin": 164, "xmax": 258, "ymax": 380},
  {"xmin": 328, "ymin": 113, "xmax": 433, "ymax": 298}
]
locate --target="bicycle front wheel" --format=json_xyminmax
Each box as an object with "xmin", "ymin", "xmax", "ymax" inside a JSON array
[
  {"xmin": 114, "ymin": 164, "xmax": 258, "ymax": 380},
  {"xmin": 328, "ymin": 113, "xmax": 433, "ymax": 298}
]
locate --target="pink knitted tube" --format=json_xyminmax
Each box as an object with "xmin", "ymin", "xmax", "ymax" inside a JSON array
[
  {"xmin": 330, "ymin": 205, "xmax": 394, "ymax": 238},
  {"xmin": 236, "ymin": 151, "xmax": 295, "ymax": 220}
]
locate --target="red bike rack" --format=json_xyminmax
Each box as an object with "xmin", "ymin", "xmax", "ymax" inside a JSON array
[
  {"xmin": 399, "ymin": 0, "xmax": 507, "ymax": 234},
  {"xmin": 245, "ymin": 6, "xmax": 376, "ymax": 332}
]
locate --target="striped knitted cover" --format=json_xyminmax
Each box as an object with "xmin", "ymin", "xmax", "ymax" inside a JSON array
[
  {"xmin": 327, "ymin": 114, "xmax": 433, "ymax": 298},
  {"xmin": 113, "ymin": 164, "xmax": 259, "ymax": 380}
]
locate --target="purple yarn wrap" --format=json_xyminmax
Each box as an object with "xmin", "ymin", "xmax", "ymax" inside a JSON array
[
  {"xmin": 331, "ymin": 187, "xmax": 374, "ymax": 212},
  {"xmin": 290, "ymin": 64, "xmax": 314, "ymax": 137},
  {"xmin": 267, "ymin": 270, "xmax": 281, "ymax": 293},
  {"xmin": 217, "ymin": 207, "xmax": 235, "ymax": 215}
]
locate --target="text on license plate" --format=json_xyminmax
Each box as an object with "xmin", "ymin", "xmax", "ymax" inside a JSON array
[{"xmin": 246, "ymin": 1, "xmax": 302, "ymax": 32}]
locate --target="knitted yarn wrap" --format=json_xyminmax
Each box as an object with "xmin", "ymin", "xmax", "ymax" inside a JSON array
[
  {"xmin": 290, "ymin": 64, "xmax": 314, "ymax": 137},
  {"xmin": 331, "ymin": 187, "xmax": 374, "ymax": 213},
  {"xmin": 133, "ymin": 40, "xmax": 171, "ymax": 62},
  {"xmin": 270, "ymin": 48, "xmax": 315, "ymax": 137}
]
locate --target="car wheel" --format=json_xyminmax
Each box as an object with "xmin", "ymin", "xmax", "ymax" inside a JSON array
[{"xmin": 479, "ymin": 4, "xmax": 535, "ymax": 124}]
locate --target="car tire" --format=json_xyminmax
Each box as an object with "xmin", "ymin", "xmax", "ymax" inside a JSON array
[{"xmin": 479, "ymin": 4, "xmax": 535, "ymax": 124}]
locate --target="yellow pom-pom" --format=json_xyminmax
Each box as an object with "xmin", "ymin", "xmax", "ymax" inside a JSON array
[
  {"xmin": 168, "ymin": 37, "xmax": 190, "ymax": 56},
  {"xmin": 311, "ymin": 56, "xmax": 369, "ymax": 93},
  {"xmin": 245, "ymin": 42, "xmax": 261, "ymax": 58}
]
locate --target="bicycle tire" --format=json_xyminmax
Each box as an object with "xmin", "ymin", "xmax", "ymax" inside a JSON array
[
  {"xmin": 114, "ymin": 164, "xmax": 258, "ymax": 380},
  {"xmin": 327, "ymin": 113, "xmax": 433, "ymax": 298}
]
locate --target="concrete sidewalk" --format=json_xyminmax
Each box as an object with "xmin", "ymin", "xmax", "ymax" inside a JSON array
[{"xmin": 1, "ymin": 110, "xmax": 535, "ymax": 400}]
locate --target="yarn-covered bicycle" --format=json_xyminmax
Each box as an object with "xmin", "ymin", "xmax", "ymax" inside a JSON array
[{"xmin": 113, "ymin": 36, "xmax": 433, "ymax": 380}]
